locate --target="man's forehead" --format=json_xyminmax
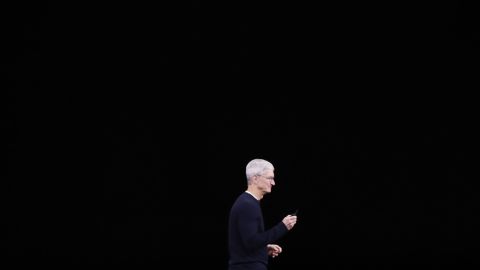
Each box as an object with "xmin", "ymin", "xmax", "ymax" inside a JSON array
[{"xmin": 263, "ymin": 169, "xmax": 274, "ymax": 175}]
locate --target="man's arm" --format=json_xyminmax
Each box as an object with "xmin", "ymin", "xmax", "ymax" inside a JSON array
[{"xmin": 237, "ymin": 203, "xmax": 289, "ymax": 250}]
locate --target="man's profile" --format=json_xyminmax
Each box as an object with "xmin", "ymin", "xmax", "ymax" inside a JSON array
[{"xmin": 227, "ymin": 158, "xmax": 298, "ymax": 270}]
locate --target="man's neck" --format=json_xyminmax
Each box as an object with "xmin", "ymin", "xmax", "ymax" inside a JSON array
[{"xmin": 246, "ymin": 188, "xmax": 263, "ymax": 200}]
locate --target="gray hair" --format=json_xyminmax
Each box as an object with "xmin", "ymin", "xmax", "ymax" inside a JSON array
[{"xmin": 246, "ymin": 158, "xmax": 274, "ymax": 182}]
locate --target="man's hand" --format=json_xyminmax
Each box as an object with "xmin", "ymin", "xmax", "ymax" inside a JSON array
[
  {"xmin": 282, "ymin": 215, "xmax": 297, "ymax": 230},
  {"xmin": 267, "ymin": 244, "xmax": 282, "ymax": 258}
]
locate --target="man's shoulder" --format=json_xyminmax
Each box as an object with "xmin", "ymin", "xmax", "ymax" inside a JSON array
[
  {"xmin": 235, "ymin": 192, "xmax": 254, "ymax": 202},
  {"xmin": 231, "ymin": 192, "xmax": 258, "ymax": 209}
]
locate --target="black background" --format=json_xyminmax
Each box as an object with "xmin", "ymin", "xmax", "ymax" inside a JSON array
[{"xmin": 6, "ymin": 0, "xmax": 478, "ymax": 268}]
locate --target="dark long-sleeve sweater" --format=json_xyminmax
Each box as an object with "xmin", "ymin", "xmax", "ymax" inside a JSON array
[{"xmin": 228, "ymin": 192, "xmax": 289, "ymax": 266}]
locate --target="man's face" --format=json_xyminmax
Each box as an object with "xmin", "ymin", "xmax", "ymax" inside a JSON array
[{"xmin": 255, "ymin": 170, "xmax": 275, "ymax": 194}]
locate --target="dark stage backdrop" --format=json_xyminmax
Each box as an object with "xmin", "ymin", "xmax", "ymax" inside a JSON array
[
  {"xmin": 204, "ymin": 108, "xmax": 476, "ymax": 269},
  {"xmin": 6, "ymin": 0, "xmax": 478, "ymax": 269}
]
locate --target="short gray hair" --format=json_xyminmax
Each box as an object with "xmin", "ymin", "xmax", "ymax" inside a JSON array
[{"xmin": 246, "ymin": 159, "xmax": 274, "ymax": 181}]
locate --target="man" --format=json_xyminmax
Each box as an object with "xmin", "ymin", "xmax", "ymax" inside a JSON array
[{"xmin": 228, "ymin": 158, "xmax": 298, "ymax": 270}]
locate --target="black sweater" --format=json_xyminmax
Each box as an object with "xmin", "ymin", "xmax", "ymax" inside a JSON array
[{"xmin": 228, "ymin": 192, "xmax": 288, "ymax": 266}]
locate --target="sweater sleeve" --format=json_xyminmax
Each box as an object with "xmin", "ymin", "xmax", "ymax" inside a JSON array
[{"xmin": 237, "ymin": 202, "xmax": 289, "ymax": 250}]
